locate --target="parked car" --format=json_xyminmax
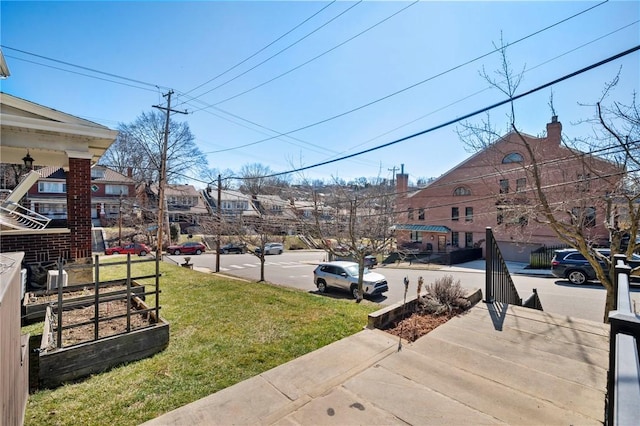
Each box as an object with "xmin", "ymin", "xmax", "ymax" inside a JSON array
[
  {"xmin": 551, "ymin": 249, "xmax": 640, "ymax": 284},
  {"xmin": 166, "ymin": 241, "xmax": 206, "ymax": 255},
  {"xmin": 219, "ymin": 242, "xmax": 247, "ymax": 254},
  {"xmin": 255, "ymin": 242, "xmax": 284, "ymax": 255},
  {"xmin": 105, "ymin": 243, "xmax": 151, "ymax": 256},
  {"xmin": 313, "ymin": 261, "xmax": 388, "ymax": 299}
]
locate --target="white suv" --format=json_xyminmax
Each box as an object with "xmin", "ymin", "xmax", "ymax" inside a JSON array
[
  {"xmin": 255, "ymin": 242, "xmax": 284, "ymax": 255},
  {"xmin": 313, "ymin": 261, "xmax": 388, "ymax": 299}
]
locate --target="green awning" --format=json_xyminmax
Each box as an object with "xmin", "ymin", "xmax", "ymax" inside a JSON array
[{"xmin": 392, "ymin": 224, "xmax": 451, "ymax": 233}]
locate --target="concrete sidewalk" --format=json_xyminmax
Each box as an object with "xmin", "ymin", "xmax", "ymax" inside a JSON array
[{"xmin": 143, "ymin": 303, "xmax": 608, "ymax": 425}]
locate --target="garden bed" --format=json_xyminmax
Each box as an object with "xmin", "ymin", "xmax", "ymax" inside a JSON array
[
  {"xmin": 22, "ymin": 279, "xmax": 146, "ymax": 324},
  {"xmin": 37, "ymin": 296, "xmax": 169, "ymax": 389}
]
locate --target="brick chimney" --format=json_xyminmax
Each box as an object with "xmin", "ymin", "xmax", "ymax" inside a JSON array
[
  {"xmin": 127, "ymin": 167, "xmax": 133, "ymax": 178},
  {"xmin": 546, "ymin": 115, "xmax": 562, "ymax": 145},
  {"xmin": 396, "ymin": 173, "xmax": 408, "ymax": 195}
]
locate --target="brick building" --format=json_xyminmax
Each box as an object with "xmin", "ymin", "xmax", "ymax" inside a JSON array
[
  {"xmin": 395, "ymin": 117, "xmax": 622, "ymax": 262},
  {"xmin": 0, "ymin": 92, "xmax": 118, "ymax": 263}
]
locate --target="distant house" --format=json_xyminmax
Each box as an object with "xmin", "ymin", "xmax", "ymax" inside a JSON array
[
  {"xmin": 395, "ymin": 117, "xmax": 622, "ymax": 262},
  {"xmin": 143, "ymin": 183, "xmax": 209, "ymax": 233},
  {"xmin": 24, "ymin": 165, "xmax": 136, "ymax": 226}
]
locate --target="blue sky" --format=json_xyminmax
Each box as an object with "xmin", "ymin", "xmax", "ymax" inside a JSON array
[{"xmin": 1, "ymin": 1, "xmax": 638, "ymax": 187}]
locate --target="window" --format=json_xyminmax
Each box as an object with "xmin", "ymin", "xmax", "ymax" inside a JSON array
[
  {"xmin": 516, "ymin": 178, "xmax": 526, "ymax": 192},
  {"xmin": 407, "ymin": 207, "xmax": 414, "ymax": 220},
  {"xmin": 105, "ymin": 185, "xmax": 129, "ymax": 195},
  {"xmin": 571, "ymin": 207, "xmax": 596, "ymax": 228},
  {"xmin": 453, "ymin": 186, "xmax": 471, "ymax": 196},
  {"xmin": 410, "ymin": 231, "xmax": 423, "ymax": 242},
  {"xmin": 418, "ymin": 208, "xmax": 425, "ymax": 221},
  {"xmin": 451, "ymin": 207, "xmax": 459, "ymax": 221},
  {"xmin": 38, "ymin": 182, "xmax": 66, "ymax": 193},
  {"xmin": 499, "ymin": 179, "xmax": 509, "ymax": 194},
  {"xmin": 465, "ymin": 207, "xmax": 473, "ymax": 221},
  {"xmin": 465, "ymin": 232, "xmax": 473, "ymax": 248},
  {"xmin": 91, "ymin": 168, "xmax": 105, "ymax": 179},
  {"xmin": 502, "ymin": 152, "xmax": 524, "ymax": 163},
  {"xmin": 451, "ymin": 232, "xmax": 459, "ymax": 247},
  {"xmin": 497, "ymin": 208, "xmax": 504, "ymax": 225}
]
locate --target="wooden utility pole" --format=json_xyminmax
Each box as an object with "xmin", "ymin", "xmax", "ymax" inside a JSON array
[
  {"xmin": 152, "ymin": 90, "xmax": 187, "ymax": 258},
  {"xmin": 216, "ymin": 173, "xmax": 221, "ymax": 272}
]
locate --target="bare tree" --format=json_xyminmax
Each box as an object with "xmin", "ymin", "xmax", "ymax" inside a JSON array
[
  {"xmin": 295, "ymin": 177, "xmax": 396, "ymax": 302},
  {"xmin": 457, "ymin": 41, "xmax": 637, "ymax": 321},
  {"xmin": 100, "ymin": 111, "xmax": 207, "ymax": 186},
  {"xmin": 238, "ymin": 163, "xmax": 290, "ymax": 196}
]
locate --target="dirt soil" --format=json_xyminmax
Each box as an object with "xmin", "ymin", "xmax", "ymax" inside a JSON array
[
  {"xmin": 54, "ymin": 300, "xmax": 151, "ymax": 347},
  {"xmin": 385, "ymin": 312, "xmax": 456, "ymax": 343},
  {"xmin": 28, "ymin": 284, "xmax": 131, "ymax": 304}
]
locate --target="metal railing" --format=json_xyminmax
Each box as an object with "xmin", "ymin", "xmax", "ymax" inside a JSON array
[
  {"xmin": 607, "ymin": 254, "xmax": 640, "ymax": 425},
  {"xmin": 485, "ymin": 227, "xmax": 542, "ymax": 311},
  {"xmin": 0, "ymin": 202, "xmax": 51, "ymax": 229},
  {"xmin": 529, "ymin": 244, "xmax": 570, "ymax": 269}
]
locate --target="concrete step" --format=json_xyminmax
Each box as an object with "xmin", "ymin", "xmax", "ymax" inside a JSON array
[
  {"xmin": 474, "ymin": 303, "xmax": 610, "ymax": 336},
  {"xmin": 463, "ymin": 307, "xmax": 609, "ymax": 350},
  {"xmin": 376, "ymin": 347, "xmax": 601, "ymax": 425},
  {"xmin": 427, "ymin": 318, "xmax": 608, "ymax": 385},
  {"xmin": 408, "ymin": 332, "xmax": 605, "ymax": 420}
]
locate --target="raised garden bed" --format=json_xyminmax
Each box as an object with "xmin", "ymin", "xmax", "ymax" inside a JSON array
[
  {"xmin": 37, "ymin": 296, "xmax": 169, "ymax": 389},
  {"xmin": 368, "ymin": 288, "xmax": 482, "ymax": 342},
  {"xmin": 22, "ymin": 278, "xmax": 147, "ymax": 324}
]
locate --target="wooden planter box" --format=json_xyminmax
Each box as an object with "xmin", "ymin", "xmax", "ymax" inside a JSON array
[
  {"xmin": 37, "ymin": 297, "xmax": 169, "ymax": 389},
  {"xmin": 22, "ymin": 279, "xmax": 146, "ymax": 324}
]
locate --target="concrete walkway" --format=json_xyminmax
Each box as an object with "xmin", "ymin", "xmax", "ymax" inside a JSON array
[{"xmin": 143, "ymin": 303, "xmax": 609, "ymax": 425}]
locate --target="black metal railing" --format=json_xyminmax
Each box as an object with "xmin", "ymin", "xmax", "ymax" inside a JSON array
[
  {"xmin": 485, "ymin": 227, "xmax": 542, "ymax": 311},
  {"xmin": 529, "ymin": 244, "xmax": 570, "ymax": 269},
  {"xmin": 606, "ymin": 254, "xmax": 640, "ymax": 425}
]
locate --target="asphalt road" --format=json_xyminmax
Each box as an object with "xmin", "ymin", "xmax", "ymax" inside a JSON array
[{"xmin": 165, "ymin": 250, "xmax": 640, "ymax": 323}]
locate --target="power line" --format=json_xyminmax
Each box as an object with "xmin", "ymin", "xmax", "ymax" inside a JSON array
[
  {"xmin": 0, "ymin": 44, "xmax": 169, "ymax": 91},
  {"xmin": 189, "ymin": 0, "xmax": 612, "ymax": 154},
  {"xmin": 251, "ymin": 45, "xmax": 640, "ymax": 179},
  {"xmin": 183, "ymin": 1, "xmax": 338, "ymax": 97}
]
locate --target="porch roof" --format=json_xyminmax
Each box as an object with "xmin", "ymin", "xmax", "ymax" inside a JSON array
[{"xmin": 392, "ymin": 224, "xmax": 451, "ymax": 233}]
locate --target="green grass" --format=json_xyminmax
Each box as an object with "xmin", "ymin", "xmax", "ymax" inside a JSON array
[{"xmin": 23, "ymin": 259, "xmax": 377, "ymax": 426}]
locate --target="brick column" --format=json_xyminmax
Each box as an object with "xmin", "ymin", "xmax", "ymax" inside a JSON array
[{"xmin": 67, "ymin": 156, "xmax": 92, "ymax": 260}]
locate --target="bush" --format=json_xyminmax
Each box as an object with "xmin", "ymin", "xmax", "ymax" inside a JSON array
[{"xmin": 417, "ymin": 275, "xmax": 470, "ymax": 316}]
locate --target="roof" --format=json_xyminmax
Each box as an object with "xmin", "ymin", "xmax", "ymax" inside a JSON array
[{"xmin": 392, "ymin": 224, "xmax": 451, "ymax": 233}]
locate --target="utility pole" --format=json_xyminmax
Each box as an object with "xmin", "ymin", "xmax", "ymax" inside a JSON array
[
  {"xmin": 216, "ymin": 173, "xmax": 221, "ymax": 272},
  {"xmin": 152, "ymin": 90, "xmax": 187, "ymax": 258},
  {"xmin": 388, "ymin": 166, "xmax": 398, "ymax": 187}
]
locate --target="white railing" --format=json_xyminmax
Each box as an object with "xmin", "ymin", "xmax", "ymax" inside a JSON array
[{"xmin": 0, "ymin": 201, "xmax": 51, "ymax": 229}]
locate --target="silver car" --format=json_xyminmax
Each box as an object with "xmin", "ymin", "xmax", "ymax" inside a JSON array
[
  {"xmin": 313, "ymin": 261, "xmax": 388, "ymax": 299},
  {"xmin": 255, "ymin": 242, "xmax": 284, "ymax": 255}
]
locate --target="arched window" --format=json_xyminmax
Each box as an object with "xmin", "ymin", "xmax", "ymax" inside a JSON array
[
  {"xmin": 502, "ymin": 152, "xmax": 524, "ymax": 163},
  {"xmin": 453, "ymin": 186, "xmax": 471, "ymax": 196}
]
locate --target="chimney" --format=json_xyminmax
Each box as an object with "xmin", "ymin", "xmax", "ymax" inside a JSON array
[
  {"xmin": 396, "ymin": 173, "xmax": 408, "ymax": 196},
  {"xmin": 127, "ymin": 167, "xmax": 133, "ymax": 178},
  {"xmin": 546, "ymin": 115, "xmax": 562, "ymax": 145}
]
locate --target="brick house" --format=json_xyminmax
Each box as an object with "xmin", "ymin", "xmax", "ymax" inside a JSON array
[
  {"xmin": 142, "ymin": 183, "xmax": 210, "ymax": 233},
  {"xmin": 23, "ymin": 164, "xmax": 136, "ymax": 227},
  {"xmin": 395, "ymin": 117, "xmax": 622, "ymax": 262},
  {"xmin": 0, "ymin": 92, "xmax": 118, "ymax": 263}
]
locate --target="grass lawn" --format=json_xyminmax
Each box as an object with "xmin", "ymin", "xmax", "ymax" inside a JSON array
[{"xmin": 23, "ymin": 258, "xmax": 377, "ymax": 426}]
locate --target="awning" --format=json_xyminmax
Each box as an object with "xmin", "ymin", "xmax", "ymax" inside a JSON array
[{"xmin": 392, "ymin": 224, "xmax": 451, "ymax": 233}]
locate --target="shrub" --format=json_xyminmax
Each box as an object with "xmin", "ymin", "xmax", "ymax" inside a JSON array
[{"xmin": 417, "ymin": 275, "xmax": 471, "ymax": 316}]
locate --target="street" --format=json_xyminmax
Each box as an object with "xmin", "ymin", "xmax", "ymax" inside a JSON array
[{"xmin": 165, "ymin": 250, "xmax": 640, "ymax": 323}]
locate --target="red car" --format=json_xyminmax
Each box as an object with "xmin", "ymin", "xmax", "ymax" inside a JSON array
[
  {"xmin": 105, "ymin": 243, "xmax": 151, "ymax": 256},
  {"xmin": 166, "ymin": 241, "xmax": 206, "ymax": 255}
]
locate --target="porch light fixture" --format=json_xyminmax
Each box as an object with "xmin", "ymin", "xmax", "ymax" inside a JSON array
[{"xmin": 22, "ymin": 151, "xmax": 34, "ymax": 170}]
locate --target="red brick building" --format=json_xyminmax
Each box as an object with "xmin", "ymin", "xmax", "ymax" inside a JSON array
[{"xmin": 395, "ymin": 117, "xmax": 622, "ymax": 262}]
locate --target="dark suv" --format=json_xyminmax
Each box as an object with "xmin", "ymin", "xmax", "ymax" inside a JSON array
[{"xmin": 551, "ymin": 249, "xmax": 640, "ymax": 284}]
